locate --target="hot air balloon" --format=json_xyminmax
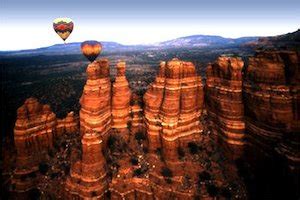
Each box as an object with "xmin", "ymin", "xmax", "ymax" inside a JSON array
[
  {"xmin": 81, "ymin": 41, "xmax": 102, "ymax": 62},
  {"xmin": 53, "ymin": 18, "xmax": 74, "ymax": 42}
]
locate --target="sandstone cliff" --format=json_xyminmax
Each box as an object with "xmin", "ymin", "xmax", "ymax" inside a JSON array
[
  {"xmin": 244, "ymin": 51, "xmax": 300, "ymax": 170},
  {"xmin": 12, "ymin": 98, "xmax": 56, "ymax": 192},
  {"xmin": 56, "ymin": 111, "xmax": 78, "ymax": 136},
  {"xmin": 144, "ymin": 58, "xmax": 204, "ymax": 163},
  {"xmin": 79, "ymin": 59, "xmax": 112, "ymax": 142},
  {"xmin": 205, "ymin": 56, "xmax": 245, "ymax": 146},
  {"xmin": 130, "ymin": 94, "xmax": 144, "ymax": 133},
  {"xmin": 110, "ymin": 59, "xmax": 245, "ymax": 199},
  {"xmin": 65, "ymin": 131, "xmax": 108, "ymax": 199},
  {"xmin": 112, "ymin": 61, "xmax": 131, "ymax": 135},
  {"xmin": 9, "ymin": 50, "xmax": 299, "ymax": 199}
]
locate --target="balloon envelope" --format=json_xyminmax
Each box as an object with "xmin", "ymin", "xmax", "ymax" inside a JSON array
[
  {"xmin": 53, "ymin": 18, "xmax": 74, "ymax": 41},
  {"xmin": 81, "ymin": 41, "xmax": 102, "ymax": 62}
]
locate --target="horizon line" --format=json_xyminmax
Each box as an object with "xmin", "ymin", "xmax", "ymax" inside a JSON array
[{"xmin": 0, "ymin": 32, "xmax": 274, "ymax": 52}]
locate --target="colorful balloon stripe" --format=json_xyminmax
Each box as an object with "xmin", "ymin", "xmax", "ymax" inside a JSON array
[
  {"xmin": 81, "ymin": 41, "xmax": 102, "ymax": 62},
  {"xmin": 53, "ymin": 18, "xmax": 74, "ymax": 41}
]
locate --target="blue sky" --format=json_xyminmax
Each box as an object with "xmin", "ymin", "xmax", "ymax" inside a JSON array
[{"xmin": 1, "ymin": 0, "xmax": 299, "ymax": 50}]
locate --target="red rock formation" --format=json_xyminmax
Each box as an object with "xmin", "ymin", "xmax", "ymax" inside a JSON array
[
  {"xmin": 79, "ymin": 59, "xmax": 112, "ymax": 141},
  {"xmin": 143, "ymin": 61, "xmax": 166, "ymax": 152},
  {"xmin": 112, "ymin": 61, "xmax": 132, "ymax": 134},
  {"xmin": 205, "ymin": 56, "xmax": 245, "ymax": 146},
  {"xmin": 276, "ymin": 51, "xmax": 300, "ymax": 173},
  {"xmin": 12, "ymin": 98, "xmax": 56, "ymax": 192},
  {"xmin": 144, "ymin": 58, "xmax": 204, "ymax": 164},
  {"xmin": 56, "ymin": 111, "xmax": 78, "ymax": 136},
  {"xmin": 110, "ymin": 178, "xmax": 152, "ymax": 200},
  {"xmin": 130, "ymin": 94, "xmax": 144, "ymax": 134},
  {"xmin": 244, "ymin": 51, "xmax": 300, "ymax": 170},
  {"xmin": 109, "ymin": 156, "xmax": 153, "ymax": 200},
  {"xmin": 65, "ymin": 131, "xmax": 108, "ymax": 199}
]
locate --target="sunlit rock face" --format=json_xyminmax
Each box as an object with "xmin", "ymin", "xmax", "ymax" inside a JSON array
[
  {"xmin": 79, "ymin": 59, "xmax": 112, "ymax": 141},
  {"xmin": 66, "ymin": 60, "xmax": 135, "ymax": 199},
  {"xmin": 130, "ymin": 94, "xmax": 144, "ymax": 133},
  {"xmin": 205, "ymin": 56, "xmax": 245, "ymax": 146},
  {"xmin": 112, "ymin": 61, "xmax": 132, "ymax": 134},
  {"xmin": 65, "ymin": 131, "xmax": 108, "ymax": 199},
  {"xmin": 244, "ymin": 51, "xmax": 300, "ymax": 170},
  {"xmin": 144, "ymin": 58, "xmax": 204, "ymax": 163},
  {"xmin": 56, "ymin": 111, "xmax": 78, "ymax": 136},
  {"xmin": 143, "ymin": 61, "xmax": 166, "ymax": 153},
  {"xmin": 12, "ymin": 98, "xmax": 57, "ymax": 192}
]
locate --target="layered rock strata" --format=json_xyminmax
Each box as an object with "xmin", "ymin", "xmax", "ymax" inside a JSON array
[
  {"xmin": 110, "ymin": 179, "xmax": 152, "ymax": 200},
  {"xmin": 112, "ymin": 61, "xmax": 131, "ymax": 132},
  {"xmin": 243, "ymin": 51, "xmax": 300, "ymax": 170},
  {"xmin": 144, "ymin": 58, "xmax": 204, "ymax": 163},
  {"xmin": 79, "ymin": 59, "xmax": 112, "ymax": 141},
  {"xmin": 109, "ymin": 156, "xmax": 153, "ymax": 200},
  {"xmin": 12, "ymin": 98, "xmax": 56, "ymax": 192},
  {"xmin": 276, "ymin": 51, "xmax": 300, "ymax": 170},
  {"xmin": 56, "ymin": 111, "xmax": 78, "ymax": 136},
  {"xmin": 205, "ymin": 56, "xmax": 245, "ymax": 146},
  {"xmin": 65, "ymin": 131, "xmax": 108, "ymax": 199},
  {"xmin": 130, "ymin": 94, "xmax": 144, "ymax": 133}
]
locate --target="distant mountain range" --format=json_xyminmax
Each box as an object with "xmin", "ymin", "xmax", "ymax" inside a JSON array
[
  {"xmin": 0, "ymin": 34, "xmax": 261, "ymax": 57},
  {"xmin": 0, "ymin": 42, "xmax": 148, "ymax": 57},
  {"xmin": 156, "ymin": 35, "xmax": 258, "ymax": 47},
  {"xmin": 1, "ymin": 30, "xmax": 299, "ymax": 57}
]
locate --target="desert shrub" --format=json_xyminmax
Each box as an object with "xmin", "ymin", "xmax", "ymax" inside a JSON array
[
  {"xmin": 107, "ymin": 135, "xmax": 117, "ymax": 149},
  {"xmin": 54, "ymin": 139, "xmax": 61, "ymax": 150},
  {"xmin": 135, "ymin": 131, "xmax": 146, "ymax": 141},
  {"xmin": 50, "ymin": 172, "xmax": 60, "ymax": 179},
  {"xmin": 133, "ymin": 168, "xmax": 143, "ymax": 177},
  {"xmin": 39, "ymin": 162, "xmax": 49, "ymax": 175},
  {"xmin": 198, "ymin": 171, "xmax": 211, "ymax": 182},
  {"xmin": 62, "ymin": 163, "xmax": 70, "ymax": 174},
  {"xmin": 61, "ymin": 141, "xmax": 67, "ymax": 147},
  {"xmin": 207, "ymin": 184, "xmax": 219, "ymax": 197},
  {"xmin": 143, "ymin": 147, "xmax": 149, "ymax": 154},
  {"xmin": 188, "ymin": 142, "xmax": 198, "ymax": 154},
  {"xmin": 28, "ymin": 188, "xmax": 41, "ymax": 199},
  {"xmin": 177, "ymin": 146, "xmax": 185, "ymax": 159},
  {"xmin": 28, "ymin": 171, "xmax": 37, "ymax": 178},
  {"xmin": 130, "ymin": 157, "xmax": 139, "ymax": 165},
  {"xmin": 92, "ymin": 191, "xmax": 97, "ymax": 197},
  {"xmin": 127, "ymin": 121, "xmax": 132, "ymax": 129},
  {"xmin": 220, "ymin": 187, "xmax": 232, "ymax": 198},
  {"xmin": 156, "ymin": 148, "xmax": 162, "ymax": 156},
  {"xmin": 48, "ymin": 149, "xmax": 55, "ymax": 158},
  {"xmin": 165, "ymin": 177, "xmax": 172, "ymax": 184},
  {"xmin": 161, "ymin": 167, "xmax": 173, "ymax": 178}
]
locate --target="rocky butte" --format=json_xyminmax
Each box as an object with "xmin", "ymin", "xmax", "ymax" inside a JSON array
[
  {"xmin": 205, "ymin": 56, "xmax": 245, "ymax": 147},
  {"xmin": 110, "ymin": 58, "xmax": 245, "ymax": 199},
  {"xmin": 56, "ymin": 111, "xmax": 78, "ymax": 136},
  {"xmin": 112, "ymin": 61, "xmax": 132, "ymax": 138},
  {"xmin": 129, "ymin": 94, "xmax": 144, "ymax": 133},
  {"xmin": 65, "ymin": 131, "xmax": 108, "ymax": 199},
  {"xmin": 144, "ymin": 58, "xmax": 204, "ymax": 165},
  {"xmin": 12, "ymin": 98, "xmax": 78, "ymax": 193},
  {"xmin": 79, "ymin": 59, "xmax": 112, "ymax": 142},
  {"xmin": 243, "ymin": 50, "xmax": 300, "ymax": 171},
  {"xmin": 12, "ymin": 98, "xmax": 56, "ymax": 192},
  {"xmin": 7, "ymin": 50, "xmax": 299, "ymax": 199}
]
